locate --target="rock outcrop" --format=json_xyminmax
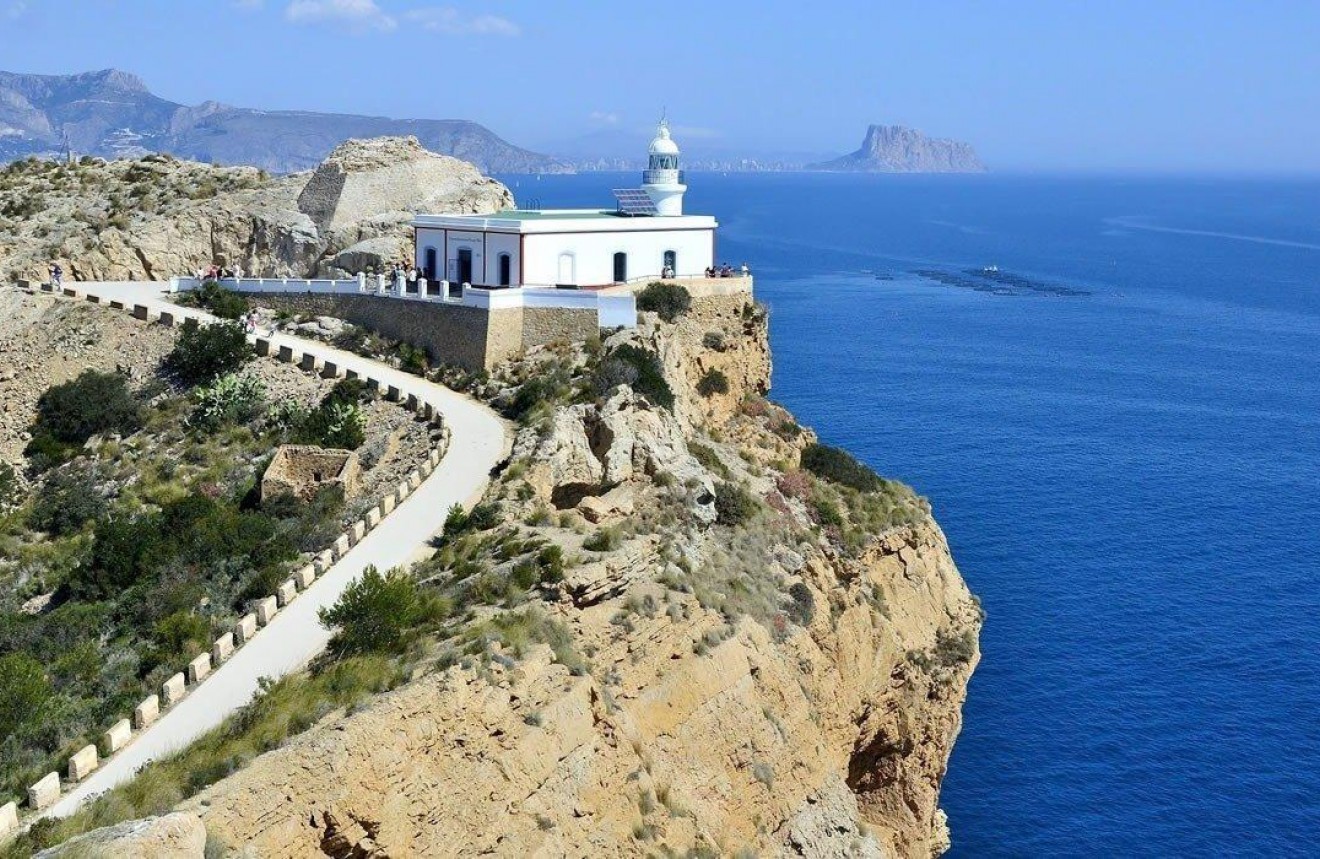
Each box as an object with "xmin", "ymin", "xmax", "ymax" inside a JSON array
[
  {"xmin": 808, "ymin": 125, "xmax": 985, "ymax": 173},
  {"xmin": 34, "ymin": 812, "xmax": 207, "ymax": 858},
  {"xmin": 0, "ymin": 136, "xmax": 512, "ymax": 283}
]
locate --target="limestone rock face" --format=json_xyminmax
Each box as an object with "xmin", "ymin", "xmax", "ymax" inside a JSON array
[
  {"xmin": 34, "ymin": 812, "xmax": 206, "ymax": 858},
  {"xmin": 0, "ymin": 136, "xmax": 513, "ymax": 283},
  {"xmin": 808, "ymin": 125, "xmax": 985, "ymax": 173}
]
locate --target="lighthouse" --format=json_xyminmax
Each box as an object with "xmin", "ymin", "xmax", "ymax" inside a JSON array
[{"xmin": 642, "ymin": 119, "xmax": 686, "ymax": 216}]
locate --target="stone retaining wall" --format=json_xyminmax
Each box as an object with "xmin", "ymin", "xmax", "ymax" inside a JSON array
[{"xmin": 4, "ymin": 286, "xmax": 457, "ymax": 839}]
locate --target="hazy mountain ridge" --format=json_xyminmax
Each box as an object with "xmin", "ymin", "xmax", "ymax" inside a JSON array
[
  {"xmin": 807, "ymin": 125, "xmax": 986, "ymax": 173},
  {"xmin": 0, "ymin": 69, "xmax": 569, "ymax": 174}
]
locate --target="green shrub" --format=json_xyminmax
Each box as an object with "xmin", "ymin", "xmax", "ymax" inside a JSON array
[
  {"xmin": 0, "ymin": 652, "xmax": 51, "ymax": 739},
  {"xmin": 29, "ymin": 369, "xmax": 141, "ymax": 446},
  {"xmin": 167, "ymin": 318, "xmax": 253, "ymax": 385},
  {"xmin": 785, "ymin": 582, "xmax": 815, "ymax": 626},
  {"xmin": 637, "ymin": 282, "xmax": 692, "ymax": 322},
  {"xmin": 934, "ymin": 629, "xmax": 977, "ymax": 667},
  {"xmin": 319, "ymin": 566, "xmax": 442, "ymax": 655},
  {"xmin": 605, "ymin": 344, "xmax": 673, "ymax": 409},
  {"xmin": 325, "ymin": 377, "xmax": 369, "ymax": 405},
  {"xmin": 696, "ymin": 368, "xmax": 730, "ymax": 398},
  {"xmin": 0, "ymin": 460, "xmax": 17, "ymax": 507},
  {"xmin": 296, "ymin": 399, "xmax": 365, "ymax": 450},
  {"xmin": 466, "ymin": 501, "xmax": 502, "ymax": 532},
  {"xmin": 537, "ymin": 545, "xmax": 565, "ymax": 583},
  {"xmin": 30, "ymin": 465, "xmax": 106, "ymax": 536},
  {"xmin": 188, "ymin": 373, "xmax": 266, "ymax": 431},
  {"xmin": 702, "ymin": 331, "xmax": 727, "ymax": 351},
  {"xmin": 714, "ymin": 482, "xmax": 758, "ymax": 526},
  {"xmin": 812, "ymin": 497, "xmax": 844, "ymax": 528},
  {"xmin": 583, "ymin": 526, "xmax": 623, "ymax": 552},
  {"xmin": 800, "ymin": 443, "xmax": 882, "ymax": 492},
  {"xmin": 688, "ymin": 442, "xmax": 729, "ymax": 478},
  {"xmin": 192, "ymin": 280, "xmax": 249, "ymax": 320}
]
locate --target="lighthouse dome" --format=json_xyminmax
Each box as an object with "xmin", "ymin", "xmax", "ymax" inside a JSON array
[{"xmin": 648, "ymin": 121, "xmax": 680, "ymax": 156}]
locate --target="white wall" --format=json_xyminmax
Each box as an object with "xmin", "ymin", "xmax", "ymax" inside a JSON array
[{"xmin": 523, "ymin": 229, "xmax": 714, "ymax": 287}]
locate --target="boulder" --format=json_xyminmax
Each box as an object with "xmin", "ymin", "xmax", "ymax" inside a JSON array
[{"xmin": 35, "ymin": 812, "xmax": 207, "ymax": 858}]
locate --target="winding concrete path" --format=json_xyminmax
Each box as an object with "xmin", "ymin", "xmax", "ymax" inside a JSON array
[{"xmin": 43, "ymin": 282, "xmax": 510, "ymax": 819}]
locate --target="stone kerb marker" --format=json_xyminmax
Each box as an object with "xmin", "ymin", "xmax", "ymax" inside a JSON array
[
  {"xmin": 102, "ymin": 719, "xmax": 132, "ymax": 756},
  {"xmin": 0, "ymin": 801, "xmax": 17, "ymax": 838},
  {"xmin": 68, "ymin": 745, "xmax": 98, "ymax": 781},
  {"xmin": 28, "ymin": 772, "xmax": 60, "ymax": 811},
  {"xmin": 256, "ymin": 595, "xmax": 278, "ymax": 625},
  {"xmin": 162, "ymin": 672, "xmax": 187, "ymax": 707},
  {"xmin": 133, "ymin": 694, "xmax": 160, "ymax": 729},
  {"xmin": 186, "ymin": 653, "xmax": 211, "ymax": 684}
]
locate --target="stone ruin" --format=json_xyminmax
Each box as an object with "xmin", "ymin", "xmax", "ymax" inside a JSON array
[{"xmin": 261, "ymin": 445, "xmax": 361, "ymax": 502}]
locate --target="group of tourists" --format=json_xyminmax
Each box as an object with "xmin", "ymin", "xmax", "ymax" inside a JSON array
[
  {"xmin": 387, "ymin": 261, "xmax": 420, "ymax": 288},
  {"xmin": 197, "ymin": 263, "xmax": 243, "ymax": 281},
  {"xmin": 704, "ymin": 262, "xmax": 750, "ymax": 279}
]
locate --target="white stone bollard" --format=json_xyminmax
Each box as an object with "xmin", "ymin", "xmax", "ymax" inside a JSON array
[
  {"xmin": 133, "ymin": 694, "xmax": 160, "ymax": 729},
  {"xmin": 256, "ymin": 596, "xmax": 278, "ymax": 626},
  {"xmin": 429, "ymin": 448, "xmax": 441, "ymax": 467},
  {"xmin": 212, "ymin": 632, "xmax": 235, "ymax": 664},
  {"xmin": 162, "ymin": 673, "xmax": 187, "ymax": 707},
  {"xmin": 376, "ymin": 273, "xmax": 386, "ymax": 292},
  {"xmin": 420, "ymin": 459, "xmax": 433, "ymax": 478},
  {"xmin": 69, "ymin": 744, "xmax": 99, "ymax": 781},
  {"xmin": 396, "ymin": 480, "xmax": 410, "ymax": 503},
  {"xmin": 28, "ymin": 772, "xmax": 60, "ymax": 811},
  {"xmin": 350, "ymin": 520, "xmax": 366, "ymax": 544},
  {"xmin": 295, "ymin": 565, "xmax": 316, "ymax": 589},
  {"xmin": 381, "ymin": 493, "xmax": 395, "ymax": 516},
  {"xmin": 0, "ymin": 801, "xmax": 17, "ymax": 839},
  {"xmin": 276, "ymin": 579, "xmax": 297, "ymax": 607},
  {"xmin": 366, "ymin": 506, "xmax": 381, "ymax": 529},
  {"xmin": 314, "ymin": 550, "xmax": 334, "ymax": 575},
  {"xmin": 102, "ymin": 719, "xmax": 132, "ymax": 755},
  {"xmin": 186, "ymin": 653, "xmax": 211, "ymax": 684},
  {"xmin": 234, "ymin": 613, "xmax": 258, "ymax": 644},
  {"xmin": 357, "ymin": 272, "xmax": 367, "ymax": 292},
  {"xmin": 334, "ymin": 533, "xmax": 351, "ymax": 558},
  {"xmin": 408, "ymin": 469, "xmax": 422, "ymax": 490}
]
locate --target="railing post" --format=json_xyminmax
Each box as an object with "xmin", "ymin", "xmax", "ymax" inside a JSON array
[
  {"xmin": 395, "ymin": 273, "xmax": 405, "ymax": 296},
  {"xmin": 357, "ymin": 273, "xmax": 367, "ymax": 293}
]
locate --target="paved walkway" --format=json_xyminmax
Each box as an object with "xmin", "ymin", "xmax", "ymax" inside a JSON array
[{"xmin": 43, "ymin": 282, "xmax": 509, "ymax": 819}]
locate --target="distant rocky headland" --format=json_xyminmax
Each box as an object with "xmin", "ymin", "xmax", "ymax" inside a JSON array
[
  {"xmin": 807, "ymin": 125, "xmax": 986, "ymax": 173},
  {"xmin": 0, "ymin": 69, "xmax": 569, "ymax": 174}
]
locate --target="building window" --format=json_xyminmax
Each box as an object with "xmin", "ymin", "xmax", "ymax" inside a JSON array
[
  {"xmin": 497, "ymin": 253, "xmax": 511, "ymax": 286},
  {"xmin": 613, "ymin": 252, "xmax": 628, "ymax": 283},
  {"xmin": 663, "ymin": 250, "xmax": 677, "ymax": 277}
]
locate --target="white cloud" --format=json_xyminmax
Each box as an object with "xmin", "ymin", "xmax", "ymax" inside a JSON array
[
  {"xmin": 403, "ymin": 7, "xmax": 520, "ymax": 37},
  {"xmin": 589, "ymin": 111, "xmax": 620, "ymax": 126},
  {"xmin": 285, "ymin": 0, "xmax": 396, "ymax": 33},
  {"xmin": 5, "ymin": 1, "xmax": 28, "ymax": 19}
]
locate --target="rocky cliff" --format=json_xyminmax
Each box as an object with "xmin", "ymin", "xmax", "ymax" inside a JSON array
[
  {"xmin": 0, "ymin": 136, "xmax": 512, "ymax": 282},
  {"xmin": 33, "ymin": 290, "xmax": 980, "ymax": 857},
  {"xmin": 808, "ymin": 126, "xmax": 985, "ymax": 173},
  {"xmin": 0, "ymin": 68, "xmax": 568, "ymax": 174}
]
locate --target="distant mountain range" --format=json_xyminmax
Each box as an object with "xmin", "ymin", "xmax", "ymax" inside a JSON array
[
  {"xmin": 806, "ymin": 125, "xmax": 985, "ymax": 173},
  {"xmin": 0, "ymin": 69, "xmax": 569, "ymax": 174}
]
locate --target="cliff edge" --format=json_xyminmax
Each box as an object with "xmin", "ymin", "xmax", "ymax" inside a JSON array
[{"xmin": 34, "ymin": 287, "xmax": 981, "ymax": 857}]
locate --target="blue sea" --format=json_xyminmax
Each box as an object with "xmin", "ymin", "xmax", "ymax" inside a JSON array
[{"xmin": 501, "ymin": 171, "xmax": 1320, "ymax": 856}]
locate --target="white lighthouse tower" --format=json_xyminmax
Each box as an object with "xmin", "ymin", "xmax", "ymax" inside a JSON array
[{"xmin": 642, "ymin": 119, "xmax": 686, "ymax": 216}]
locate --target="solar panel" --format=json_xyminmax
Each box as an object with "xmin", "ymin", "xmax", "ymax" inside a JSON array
[{"xmin": 612, "ymin": 188, "xmax": 657, "ymax": 216}]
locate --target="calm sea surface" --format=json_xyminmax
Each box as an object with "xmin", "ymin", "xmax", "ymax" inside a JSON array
[{"xmin": 502, "ymin": 172, "xmax": 1320, "ymax": 856}]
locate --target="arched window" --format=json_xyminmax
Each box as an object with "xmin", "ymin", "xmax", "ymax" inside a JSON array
[
  {"xmin": 613, "ymin": 252, "xmax": 628, "ymax": 283},
  {"xmin": 497, "ymin": 253, "xmax": 511, "ymax": 286}
]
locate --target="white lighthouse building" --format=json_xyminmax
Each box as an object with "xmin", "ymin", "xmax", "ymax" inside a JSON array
[
  {"xmin": 642, "ymin": 119, "xmax": 686, "ymax": 216},
  {"xmin": 413, "ymin": 120, "xmax": 716, "ymax": 288}
]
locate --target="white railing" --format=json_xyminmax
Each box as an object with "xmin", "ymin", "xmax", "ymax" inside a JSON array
[{"xmin": 171, "ymin": 275, "xmax": 637, "ymax": 327}]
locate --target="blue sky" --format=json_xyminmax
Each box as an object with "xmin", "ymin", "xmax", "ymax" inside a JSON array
[{"xmin": 2, "ymin": 0, "xmax": 1318, "ymax": 172}]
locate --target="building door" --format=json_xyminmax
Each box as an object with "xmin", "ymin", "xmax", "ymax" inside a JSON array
[
  {"xmin": 557, "ymin": 253, "xmax": 575, "ymax": 285},
  {"xmin": 498, "ymin": 253, "xmax": 511, "ymax": 286},
  {"xmin": 423, "ymin": 248, "xmax": 437, "ymax": 283},
  {"xmin": 663, "ymin": 250, "xmax": 677, "ymax": 276},
  {"xmin": 457, "ymin": 247, "xmax": 473, "ymax": 284},
  {"xmin": 613, "ymin": 252, "xmax": 628, "ymax": 283}
]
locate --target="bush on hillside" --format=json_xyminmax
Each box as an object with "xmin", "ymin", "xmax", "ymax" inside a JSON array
[
  {"xmin": 188, "ymin": 372, "xmax": 266, "ymax": 431},
  {"xmin": 0, "ymin": 653, "xmax": 51, "ymax": 739},
  {"xmin": 599, "ymin": 344, "xmax": 673, "ymax": 409},
  {"xmin": 0, "ymin": 461, "xmax": 17, "ymax": 508},
  {"xmin": 167, "ymin": 318, "xmax": 253, "ymax": 385},
  {"xmin": 30, "ymin": 466, "xmax": 107, "ymax": 536},
  {"xmin": 192, "ymin": 280, "xmax": 249, "ymax": 320},
  {"xmin": 637, "ymin": 281, "xmax": 692, "ymax": 323},
  {"xmin": 697, "ymin": 368, "xmax": 730, "ymax": 398},
  {"xmin": 29, "ymin": 369, "xmax": 141, "ymax": 447},
  {"xmin": 714, "ymin": 482, "xmax": 759, "ymax": 527},
  {"xmin": 800, "ymin": 442, "xmax": 882, "ymax": 492},
  {"xmin": 319, "ymin": 566, "xmax": 443, "ymax": 655}
]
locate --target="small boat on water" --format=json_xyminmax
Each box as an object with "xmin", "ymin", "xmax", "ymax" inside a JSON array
[{"xmin": 982, "ymin": 264, "xmax": 1000, "ymax": 273}]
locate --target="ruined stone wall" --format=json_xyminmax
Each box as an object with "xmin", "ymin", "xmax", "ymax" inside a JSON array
[{"xmin": 261, "ymin": 446, "xmax": 360, "ymax": 502}]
